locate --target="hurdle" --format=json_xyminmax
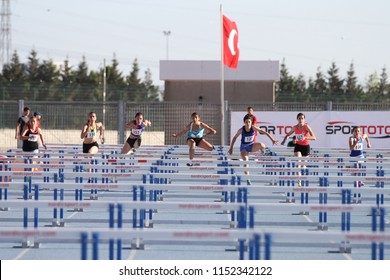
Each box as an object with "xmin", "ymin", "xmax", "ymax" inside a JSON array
[
  {"xmin": 0, "ymin": 199, "xmax": 248, "ymax": 237},
  {"xmin": 1, "ymin": 224, "xmax": 389, "ymax": 260},
  {"xmin": 1, "ymin": 168, "xmax": 387, "ymax": 232},
  {"xmin": 0, "ymin": 198, "xmax": 249, "ymax": 256},
  {"xmin": 1, "ymin": 145, "xmax": 390, "ymax": 260},
  {"xmin": 0, "ymin": 227, "xmax": 266, "ymax": 260}
]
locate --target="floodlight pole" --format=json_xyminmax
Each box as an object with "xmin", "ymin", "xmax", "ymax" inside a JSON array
[{"xmin": 163, "ymin": 30, "xmax": 171, "ymax": 60}]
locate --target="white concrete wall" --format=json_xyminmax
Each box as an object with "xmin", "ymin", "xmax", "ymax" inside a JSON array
[{"xmin": 160, "ymin": 60, "xmax": 280, "ymax": 81}]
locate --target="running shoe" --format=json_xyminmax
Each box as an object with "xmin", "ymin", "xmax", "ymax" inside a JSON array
[{"xmin": 263, "ymin": 148, "xmax": 276, "ymax": 156}]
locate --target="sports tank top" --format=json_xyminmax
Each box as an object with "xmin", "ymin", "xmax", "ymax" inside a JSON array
[
  {"xmin": 130, "ymin": 121, "xmax": 145, "ymax": 137},
  {"xmin": 350, "ymin": 137, "xmax": 364, "ymax": 157},
  {"xmin": 241, "ymin": 126, "xmax": 255, "ymax": 144},
  {"xmin": 86, "ymin": 124, "xmax": 97, "ymax": 139},
  {"xmin": 294, "ymin": 125, "xmax": 310, "ymax": 146},
  {"xmin": 23, "ymin": 129, "xmax": 39, "ymax": 151},
  {"xmin": 187, "ymin": 122, "xmax": 204, "ymax": 138}
]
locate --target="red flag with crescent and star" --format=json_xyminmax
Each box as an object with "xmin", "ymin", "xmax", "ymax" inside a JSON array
[{"xmin": 223, "ymin": 15, "xmax": 239, "ymax": 69}]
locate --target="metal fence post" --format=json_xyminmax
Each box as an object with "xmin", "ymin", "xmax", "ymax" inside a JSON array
[{"xmin": 118, "ymin": 100, "xmax": 125, "ymax": 144}]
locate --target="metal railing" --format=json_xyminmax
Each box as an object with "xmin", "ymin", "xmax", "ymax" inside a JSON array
[{"xmin": 1, "ymin": 100, "xmax": 389, "ymax": 151}]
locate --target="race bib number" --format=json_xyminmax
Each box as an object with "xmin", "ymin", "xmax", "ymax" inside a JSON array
[
  {"xmin": 28, "ymin": 135, "xmax": 39, "ymax": 142},
  {"xmin": 354, "ymin": 143, "xmax": 363, "ymax": 150},
  {"xmin": 131, "ymin": 129, "xmax": 142, "ymax": 136},
  {"xmin": 87, "ymin": 132, "xmax": 96, "ymax": 138},
  {"xmin": 244, "ymin": 136, "xmax": 254, "ymax": 142},
  {"xmin": 296, "ymin": 133, "xmax": 304, "ymax": 141}
]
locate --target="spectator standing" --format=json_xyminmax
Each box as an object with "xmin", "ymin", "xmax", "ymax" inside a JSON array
[{"xmin": 15, "ymin": 106, "xmax": 30, "ymax": 148}]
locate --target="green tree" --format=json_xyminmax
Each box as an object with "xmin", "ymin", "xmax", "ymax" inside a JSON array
[
  {"xmin": 142, "ymin": 68, "xmax": 160, "ymax": 101},
  {"xmin": 306, "ymin": 77, "xmax": 315, "ymax": 101},
  {"xmin": 75, "ymin": 56, "xmax": 90, "ymax": 83},
  {"xmin": 105, "ymin": 56, "xmax": 126, "ymax": 101},
  {"xmin": 2, "ymin": 51, "xmax": 25, "ymax": 81},
  {"xmin": 73, "ymin": 56, "xmax": 99, "ymax": 101},
  {"xmin": 37, "ymin": 59, "xmax": 60, "ymax": 100},
  {"xmin": 26, "ymin": 49, "xmax": 40, "ymax": 82},
  {"xmin": 294, "ymin": 73, "xmax": 307, "ymax": 100},
  {"xmin": 61, "ymin": 58, "xmax": 73, "ymax": 83},
  {"xmin": 277, "ymin": 59, "xmax": 295, "ymax": 91},
  {"xmin": 59, "ymin": 58, "xmax": 77, "ymax": 101},
  {"xmin": 25, "ymin": 49, "xmax": 46, "ymax": 100},
  {"xmin": 1, "ymin": 51, "xmax": 27, "ymax": 100},
  {"xmin": 343, "ymin": 62, "xmax": 363, "ymax": 102},
  {"xmin": 0, "ymin": 49, "xmax": 164, "ymax": 102},
  {"xmin": 276, "ymin": 59, "xmax": 296, "ymax": 101},
  {"xmin": 377, "ymin": 67, "xmax": 389, "ymax": 101},
  {"xmin": 326, "ymin": 62, "xmax": 344, "ymax": 100},
  {"xmin": 307, "ymin": 67, "xmax": 327, "ymax": 102},
  {"xmin": 125, "ymin": 58, "xmax": 143, "ymax": 101},
  {"xmin": 365, "ymin": 71, "xmax": 380, "ymax": 101}
]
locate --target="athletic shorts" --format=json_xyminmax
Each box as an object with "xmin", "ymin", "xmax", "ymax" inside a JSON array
[
  {"xmin": 83, "ymin": 142, "xmax": 99, "ymax": 153},
  {"xmin": 127, "ymin": 137, "xmax": 141, "ymax": 148},
  {"xmin": 350, "ymin": 155, "xmax": 364, "ymax": 165},
  {"xmin": 350, "ymin": 151, "xmax": 364, "ymax": 158},
  {"xmin": 294, "ymin": 144, "xmax": 310, "ymax": 156},
  {"xmin": 22, "ymin": 149, "xmax": 39, "ymax": 154},
  {"xmin": 240, "ymin": 143, "xmax": 254, "ymax": 153},
  {"xmin": 187, "ymin": 137, "xmax": 203, "ymax": 146},
  {"xmin": 350, "ymin": 154, "xmax": 364, "ymax": 160}
]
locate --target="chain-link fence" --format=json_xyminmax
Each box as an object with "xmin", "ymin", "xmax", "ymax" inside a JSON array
[{"xmin": 1, "ymin": 100, "xmax": 390, "ymax": 151}]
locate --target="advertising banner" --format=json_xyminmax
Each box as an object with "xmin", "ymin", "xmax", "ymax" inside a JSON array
[{"xmin": 230, "ymin": 111, "xmax": 390, "ymax": 149}]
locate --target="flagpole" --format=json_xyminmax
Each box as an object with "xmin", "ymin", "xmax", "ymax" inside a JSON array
[
  {"xmin": 102, "ymin": 58, "xmax": 106, "ymax": 144},
  {"xmin": 220, "ymin": 4, "xmax": 225, "ymax": 146}
]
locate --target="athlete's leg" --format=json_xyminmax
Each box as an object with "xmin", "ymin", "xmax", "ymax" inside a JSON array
[
  {"xmin": 121, "ymin": 142, "xmax": 131, "ymax": 154},
  {"xmin": 240, "ymin": 150, "xmax": 252, "ymax": 185},
  {"xmin": 252, "ymin": 142, "xmax": 266, "ymax": 154},
  {"xmin": 294, "ymin": 150, "xmax": 305, "ymax": 186},
  {"xmin": 240, "ymin": 150, "xmax": 250, "ymax": 174},
  {"xmin": 88, "ymin": 146, "xmax": 99, "ymax": 154},
  {"xmin": 187, "ymin": 139, "xmax": 196, "ymax": 160},
  {"xmin": 198, "ymin": 139, "xmax": 213, "ymax": 151}
]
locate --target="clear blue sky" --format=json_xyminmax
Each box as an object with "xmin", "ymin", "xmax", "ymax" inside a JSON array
[{"xmin": 10, "ymin": 0, "xmax": 390, "ymax": 87}]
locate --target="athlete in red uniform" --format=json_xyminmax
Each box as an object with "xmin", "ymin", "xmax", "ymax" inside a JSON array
[
  {"xmin": 281, "ymin": 113, "xmax": 316, "ymax": 186},
  {"xmin": 281, "ymin": 113, "xmax": 316, "ymax": 157}
]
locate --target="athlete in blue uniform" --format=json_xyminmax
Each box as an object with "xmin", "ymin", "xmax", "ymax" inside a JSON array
[
  {"xmin": 172, "ymin": 112, "xmax": 216, "ymax": 162},
  {"xmin": 349, "ymin": 126, "xmax": 371, "ymax": 158},
  {"xmin": 228, "ymin": 114, "xmax": 278, "ymax": 184},
  {"xmin": 349, "ymin": 126, "xmax": 372, "ymax": 194},
  {"xmin": 121, "ymin": 112, "xmax": 151, "ymax": 154}
]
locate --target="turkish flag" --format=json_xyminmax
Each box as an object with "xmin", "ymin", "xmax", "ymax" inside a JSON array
[{"xmin": 223, "ymin": 15, "xmax": 239, "ymax": 69}]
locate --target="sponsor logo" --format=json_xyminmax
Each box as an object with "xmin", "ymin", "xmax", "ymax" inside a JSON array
[
  {"xmin": 258, "ymin": 122, "xmax": 293, "ymax": 135},
  {"xmin": 178, "ymin": 204, "xmax": 222, "ymax": 209},
  {"xmin": 48, "ymin": 202, "xmax": 91, "ymax": 207},
  {"xmin": 173, "ymin": 231, "xmax": 229, "ymax": 238},
  {"xmin": 188, "ymin": 186, "xmax": 224, "ymax": 191},
  {"xmin": 325, "ymin": 121, "xmax": 390, "ymax": 138},
  {"xmin": 190, "ymin": 175, "xmax": 221, "ymax": 179}
]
